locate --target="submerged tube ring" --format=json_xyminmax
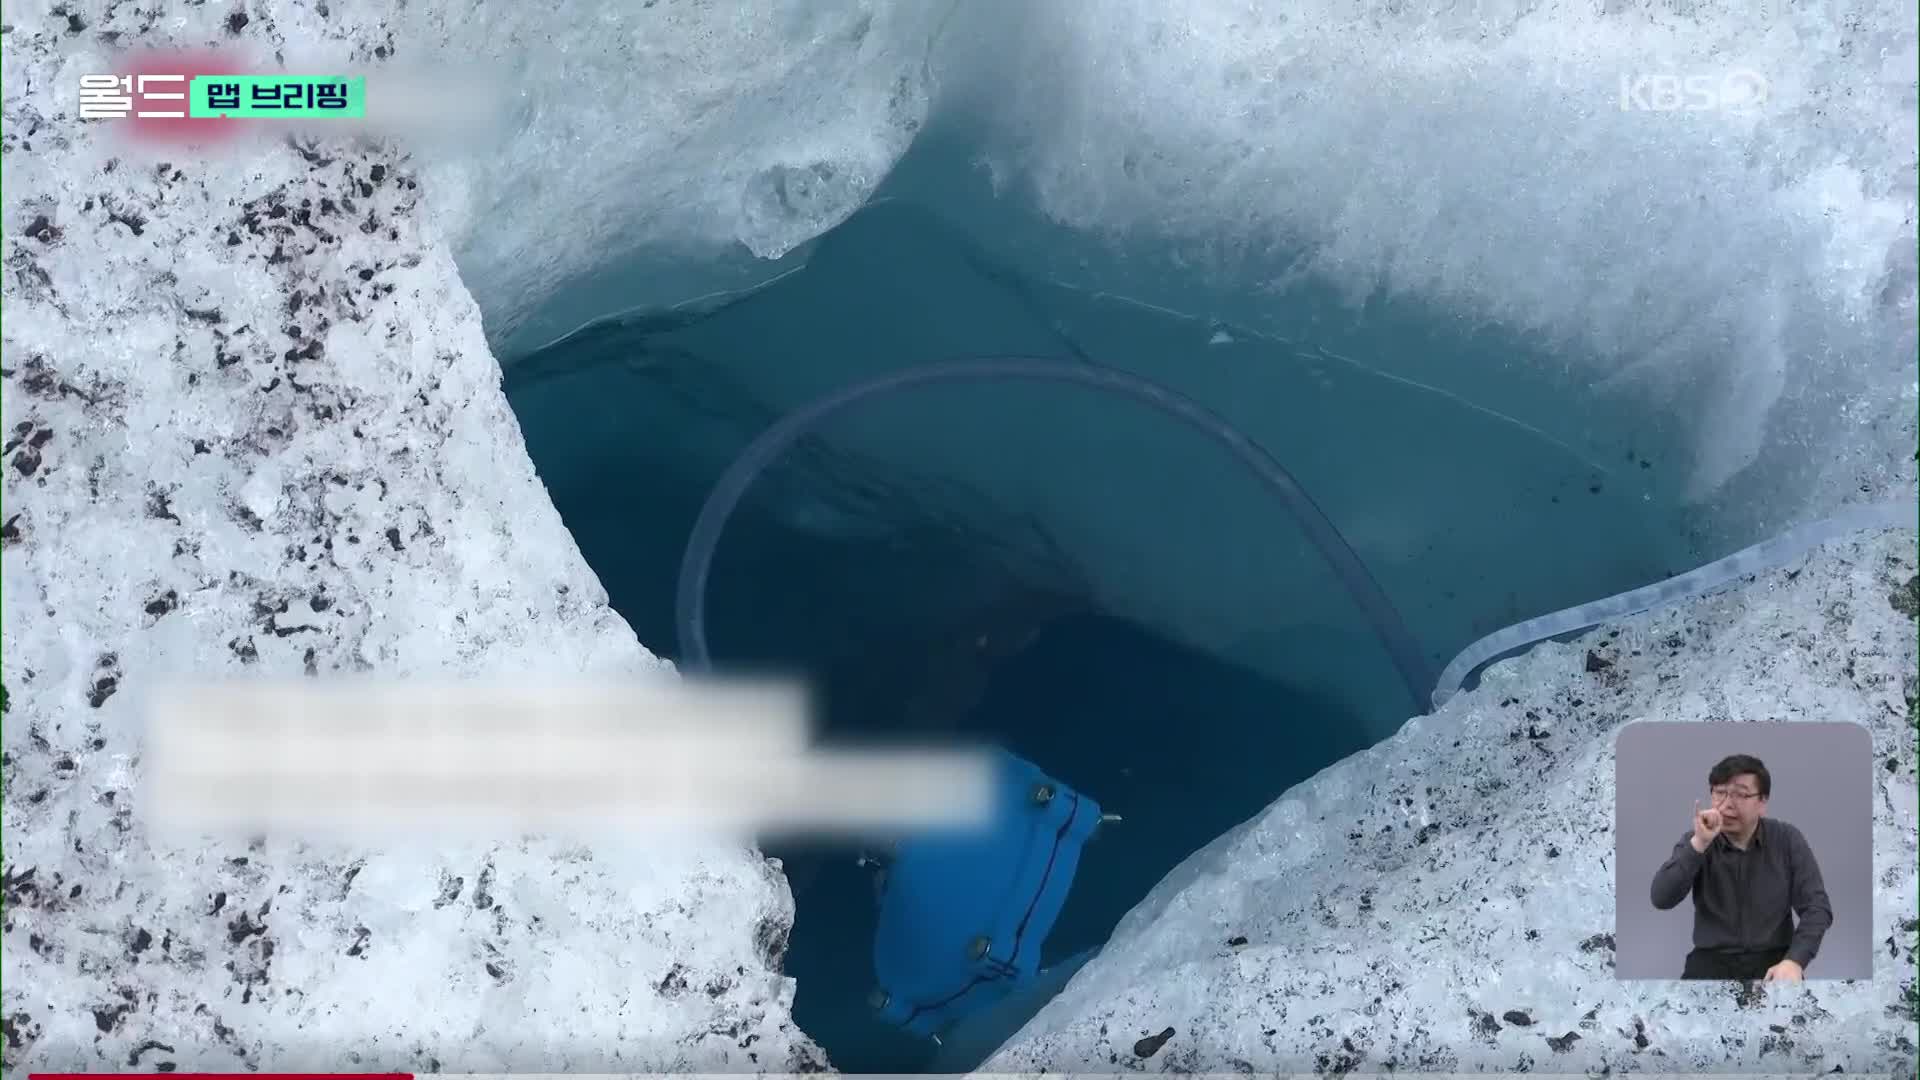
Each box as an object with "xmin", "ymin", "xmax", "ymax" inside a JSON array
[
  {"xmin": 1430, "ymin": 500, "xmax": 1920, "ymax": 708},
  {"xmin": 674, "ymin": 356, "xmax": 1433, "ymax": 706}
]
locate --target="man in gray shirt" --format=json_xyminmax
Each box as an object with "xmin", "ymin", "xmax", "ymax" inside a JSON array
[{"xmin": 1649, "ymin": 753, "xmax": 1832, "ymax": 980}]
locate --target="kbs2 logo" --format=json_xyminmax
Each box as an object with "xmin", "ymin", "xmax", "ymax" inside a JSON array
[{"xmin": 1618, "ymin": 70, "xmax": 1769, "ymax": 113}]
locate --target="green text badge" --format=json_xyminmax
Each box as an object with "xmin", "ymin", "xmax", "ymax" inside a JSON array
[{"xmin": 190, "ymin": 76, "xmax": 365, "ymax": 118}]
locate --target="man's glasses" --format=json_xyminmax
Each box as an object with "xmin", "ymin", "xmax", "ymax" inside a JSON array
[{"xmin": 1710, "ymin": 787, "xmax": 1762, "ymax": 804}]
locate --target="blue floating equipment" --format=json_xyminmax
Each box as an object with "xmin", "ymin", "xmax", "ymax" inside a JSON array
[
  {"xmin": 927, "ymin": 947, "xmax": 1102, "ymax": 1071},
  {"xmin": 868, "ymin": 749, "xmax": 1105, "ymax": 1041}
]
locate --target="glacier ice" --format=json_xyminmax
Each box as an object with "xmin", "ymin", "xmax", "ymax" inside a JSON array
[
  {"xmin": 2, "ymin": 0, "xmax": 1915, "ymax": 1073},
  {"xmin": 986, "ymin": 521, "xmax": 1918, "ymax": 1073}
]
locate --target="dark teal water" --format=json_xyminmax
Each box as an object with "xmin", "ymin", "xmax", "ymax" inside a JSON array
[
  {"xmin": 500, "ymin": 155, "xmax": 1706, "ymax": 1069},
  {"xmin": 507, "ymin": 327, "xmax": 1369, "ymax": 1069}
]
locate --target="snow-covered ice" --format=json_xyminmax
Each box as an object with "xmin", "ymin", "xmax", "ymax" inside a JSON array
[
  {"xmin": 988, "ymin": 525, "xmax": 1919, "ymax": 1073},
  {"xmin": 1, "ymin": 3, "xmax": 827, "ymax": 1073}
]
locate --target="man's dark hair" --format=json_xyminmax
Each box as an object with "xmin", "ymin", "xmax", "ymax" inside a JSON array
[{"xmin": 1708, "ymin": 753, "xmax": 1771, "ymax": 798}]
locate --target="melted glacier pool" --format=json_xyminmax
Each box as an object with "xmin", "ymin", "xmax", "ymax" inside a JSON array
[{"xmin": 500, "ymin": 133, "xmax": 1712, "ymax": 1070}]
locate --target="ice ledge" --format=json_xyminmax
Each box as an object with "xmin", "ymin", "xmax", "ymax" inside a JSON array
[
  {"xmin": 0, "ymin": 10, "xmax": 819, "ymax": 1078},
  {"xmin": 989, "ymin": 525, "xmax": 1920, "ymax": 1073}
]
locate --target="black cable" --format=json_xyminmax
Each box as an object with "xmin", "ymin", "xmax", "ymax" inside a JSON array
[{"xmin": 675, "ymin": 356, "xmax": 1433, "ymax": 708}]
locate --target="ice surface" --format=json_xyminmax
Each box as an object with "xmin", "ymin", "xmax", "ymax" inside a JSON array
[
  {"xmin": 171, "ymin": 0, "xmax": 1920, "ymax": 518},
  {"xmin": 987, "ymin": 522, "xmax": 1920, "ymax": 1072},
  {"xmin": 1, "ymin": 3, "xmax": 821, "ymax": 1073},
  {"xmin": 396, "ymin": 0, "xmax": 953, "ymax": 348},
  {"xmin": 953, "ymin": 0, "xmax": 1919, "ymax": 513}
]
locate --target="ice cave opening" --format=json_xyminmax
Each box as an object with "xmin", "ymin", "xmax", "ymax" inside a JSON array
[{"xmin": 489, "ymin": 119, "xmax": 1742, "ymax": 1068}]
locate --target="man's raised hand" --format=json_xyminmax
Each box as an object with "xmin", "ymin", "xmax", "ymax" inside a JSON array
[{"xmin": 1690, "ymin": 801, "xmax": 1723, "ymax": 852}]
